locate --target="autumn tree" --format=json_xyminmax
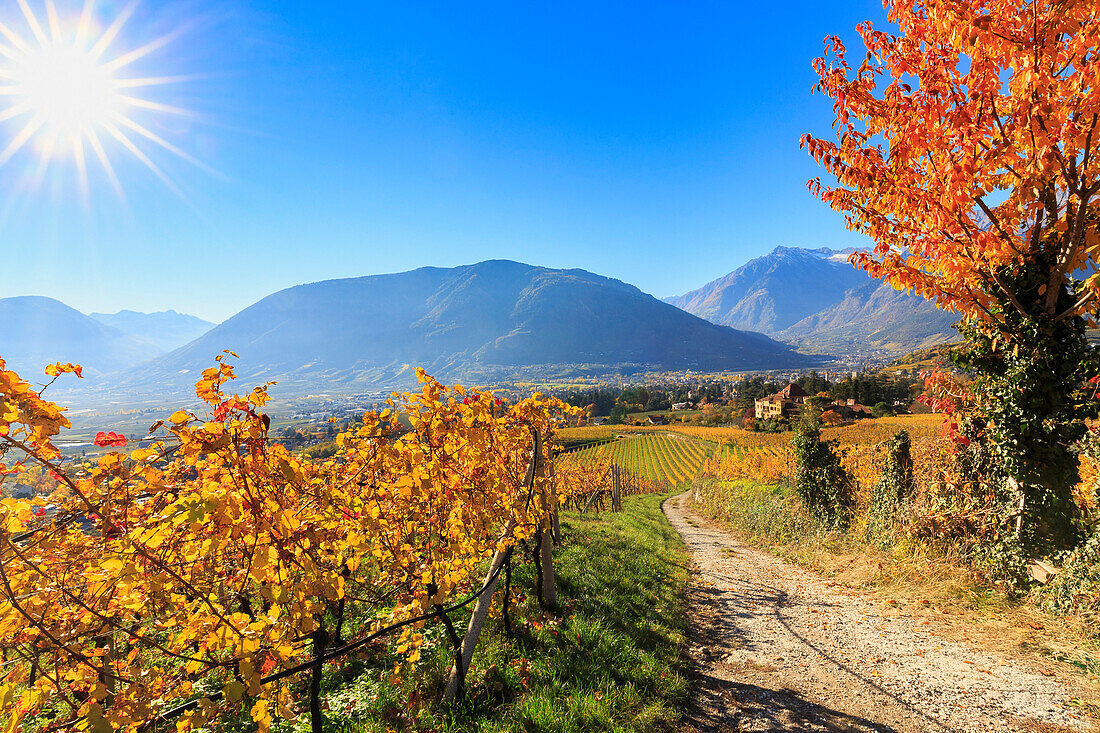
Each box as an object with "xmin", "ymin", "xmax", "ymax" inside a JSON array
[{"xmin": 803, "ymin": 0, "xmax": 1100, "ymax": 553}]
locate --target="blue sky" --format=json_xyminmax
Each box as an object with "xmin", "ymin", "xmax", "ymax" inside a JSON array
[{"xmin": 0, "ymin": 0, "xmax": 887, "ymax": 323}]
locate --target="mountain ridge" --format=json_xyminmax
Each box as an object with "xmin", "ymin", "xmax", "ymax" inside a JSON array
[
  {"xmin": 115, "ymin": 259, "xmax": 812, "ymax": 396},
  {"xmin": 0, "ymin": 296, "xmax": 163, "ymax": 378},
  {"xmin": 667, "ymin": 246, "xmax": 958, "ymax": 356},
  {"xmin": 775, "ymin": 281, "xmax": 958, "ymax": 354},
  {"xmin": 664, "ymin": 246, "xmax": 871, "ymax": 333},
  {"xmin": 89, "ymin": 309, "xmax": 215, "ymax": 353}
]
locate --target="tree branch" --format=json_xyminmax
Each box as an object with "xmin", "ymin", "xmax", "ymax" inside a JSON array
[{"xmin": 1054, "ymin": 290, "xmax": 1097, "ymax": 323}]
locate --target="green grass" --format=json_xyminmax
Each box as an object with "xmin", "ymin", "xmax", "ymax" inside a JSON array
[
  {"xmin": 269, "ymin": 493, "xmax": 690, "ymax": 733},
  {"xmin": 690, "ymin": 477, "xmax": 826, "ymax": 551}
]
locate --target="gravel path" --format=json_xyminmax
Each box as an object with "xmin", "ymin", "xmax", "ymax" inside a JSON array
[{"xmin": 664, "ymin": 492, "xmax": 1094, "ymax": 733}]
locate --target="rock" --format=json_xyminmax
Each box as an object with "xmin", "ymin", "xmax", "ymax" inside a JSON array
[{"xmin": 1028, "ymin": 560, "xmax": 1059, "ymax": 584}]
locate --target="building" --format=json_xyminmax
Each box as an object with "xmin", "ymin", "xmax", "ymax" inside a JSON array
[
  {"xmin": 830, "ymin": 399, "xmax": 873, "ymax": 420},
  {"xmin": 754, "ymin": 383, "xmax": 809, "ymax": 420}
]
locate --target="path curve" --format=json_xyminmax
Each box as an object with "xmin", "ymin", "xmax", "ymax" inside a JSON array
[{"xmin": 664, "ymin": 492, "xmax": 1093, "ymax": 733}]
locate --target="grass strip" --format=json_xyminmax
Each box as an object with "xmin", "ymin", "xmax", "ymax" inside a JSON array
[{"xmin": 271, "ymin": 493, "xmax": 689, "ymax": 733}]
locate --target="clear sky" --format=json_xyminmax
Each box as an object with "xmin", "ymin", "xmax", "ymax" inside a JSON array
[{"xmin": 0, "ymin": 0, "xmax": 888, "ymax": 323}]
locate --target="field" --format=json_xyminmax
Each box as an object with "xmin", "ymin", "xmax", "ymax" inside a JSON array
[
  {"xmin": 571, "ymin": 433, "xmax": 714, "ymax": 487},
  {"xmin": 560, "ymin": 414, "xmax": 946, "ymax": 491},
  {"xmin": 558, "ymin": 413, "xmax": 943, "ymax": 448}
]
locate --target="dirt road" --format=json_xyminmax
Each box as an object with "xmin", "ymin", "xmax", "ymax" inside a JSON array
[{"xmin": 664, "ymin": 492, "xmax": 1094, "ymax": 733}]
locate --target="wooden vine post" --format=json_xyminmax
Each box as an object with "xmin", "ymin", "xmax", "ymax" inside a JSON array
[
  {"xmin": 444, "ymin": 429, "xmax": 552, "ymax": 704},
  {"xmin": 308, "ymin": 627, "xmax": 328, "ymax": 733},
  {"xmin": 442, "ymin": 526, "xmax": 515, "ymax": 704},
  {"xmin": 537, "ymin": 435, "xmax": 557, "ymax": 609},
  {"xmin": 581, "ymin": 486, "xmax": 602, "ymax": 513},
  {"xmin": 549, "ymin": 459, "xmax": 561, "ymax": 546},
  {"xmin": 612, "ymin": 465, "xmax": 622, "ymax": 511}
]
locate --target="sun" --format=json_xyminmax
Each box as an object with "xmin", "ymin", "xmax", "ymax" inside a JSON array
[
  {"xmin": 17, "ymin": 42, "xmax": 118, "ymax": 139},
  {"xmin": 0, "ymin": 0, "xmax": 199, "ymax": 196}
]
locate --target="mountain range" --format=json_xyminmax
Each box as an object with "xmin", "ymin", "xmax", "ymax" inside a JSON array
[
  {"xmin": 667, "ymin": 246, "xmax": 957, "ymax": 355},
  {"xmin": 0, "ymin": 297, "xmax": 163, "ymax": 379},
  {"xmin": 2, "ymin": 250, "xmax": 959, "ymax": 400},
  {"xmin": 116, "ymin": 260, "xmax": 810, "ymax": 395},
  {"xmin": 89, "ymin": 310, "xmax": 214, "ymax": 353}
]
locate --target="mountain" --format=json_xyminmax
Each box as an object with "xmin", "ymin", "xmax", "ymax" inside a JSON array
[
  {"xmin": 90, "ymin": 309, "xmax": 215, "ymax": 352},
  {"xmin": 126, "ymin": 260, "xmax": 812, "ymax": 395},
  {"xmin": 0, "ymin": 296, "xmax": 162, "ymax": 378},
  {"xmin": 665, "ymin": 246, "xmax": 870, "ymax": 333},
  {"xmin": 667, "ymin": 246, "xmax": 959, "ymax": 357},
  {"xmin": 774, "ymin": 282, "xmax": 958, "ymax": 355}
]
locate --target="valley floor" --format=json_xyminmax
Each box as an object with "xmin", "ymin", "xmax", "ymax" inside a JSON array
[{"xmin": 664, "ymin": 493, "xmax": 1096, "ymax": 733}]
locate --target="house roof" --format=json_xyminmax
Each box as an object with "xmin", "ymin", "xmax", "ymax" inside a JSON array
[{"xmin": 777, "ymin": 383, "xmax": 809, "ymax": 400}]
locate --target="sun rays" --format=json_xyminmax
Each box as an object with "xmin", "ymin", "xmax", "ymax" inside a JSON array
[{"xmin": 0, "ymin": 0, "xmax": 201, "ymax": 199}]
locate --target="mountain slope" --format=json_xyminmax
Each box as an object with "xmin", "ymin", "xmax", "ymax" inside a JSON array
[
  {"xmin": 0, "ymin": 296, "xmax": 162, "ymax": 378},
  {"xmin": 130, "ymin": 260, "xmax": 811, "ymax": 394},
  {"xmin": 774, "ymin": 282, "xmax": 958, "ymax": 354},
  {"xmin": 90, "ymin": 310, "xmax": 214, "ymax": 352},
  {"xmin": 665, "ymin": 246, "xmax": 869, "ymax": 333},
  {"xmin": 668, "ymin": 246, "xmax": 960, "ymax": 357}
]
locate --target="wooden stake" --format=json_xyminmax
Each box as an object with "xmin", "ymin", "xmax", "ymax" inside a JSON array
[
  {"xmin": 535, "ymin": 440, "xmax": 556, "ymax": 608},
  {"xmin": 538, "ymin": 523, "xmax": 556, "ymax": 608},
  {"xmin": 444, "ymin": 431, "xmax": 541, "ymax": 705},
  {"xmin": 618, "ymin": 465, "xmax": 623, "ymax": 509},
  {"xmin": 443, "ymin": 522, "xmax": 515, "ymax": 705},
  {"xmin": 550, "ymin": 459, "xmax": 561, "ymax": 545}
]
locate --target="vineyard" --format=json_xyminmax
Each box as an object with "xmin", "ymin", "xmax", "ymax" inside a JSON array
[
  {"xmin": 567, "ymin": 433, "xmax": 713, "ymax": 487},
  {"xmin": 0, "ymin": 356, "xmax": 673, "ymax": 733},
  {"xmin": 4, "ymin": 361, "xmax": 1092, "ymax": 733},
  {"xmin": 558, "ymin": 414, "xmax": 941, "ymax": 447},
  {"xmin": 558, "ymin": 415, "xmax": 944, "ymax": 490}
]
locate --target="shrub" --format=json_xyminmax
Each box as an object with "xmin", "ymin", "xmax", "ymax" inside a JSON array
[
  {"xmin": 690, "ymin": 477, "xmax": 825, "ymax": 546},
  {"xmin": 871, "ymin": 401, "xmax": 894, "ymax": 418},
  {"xmin": 791, "ymin": 425, "xmax": 853, "ymax": 527},
  {"xmin": 1037, "ymin": 528, "xmax": 1100, "ymax": 617},
  {"xmin": 867, "ymin": 430, "xmax": 914, "ymax": 542}
]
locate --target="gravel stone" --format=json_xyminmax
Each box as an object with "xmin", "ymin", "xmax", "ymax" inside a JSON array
[{"xmin": 665, "ymin": 492, "xmax": 1093, "ymax": 733}]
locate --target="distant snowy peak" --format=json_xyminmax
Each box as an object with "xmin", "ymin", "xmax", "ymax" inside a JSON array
[{"xmin": 828, "ymin": 250, "xmax": 861, "ymax": 262}]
